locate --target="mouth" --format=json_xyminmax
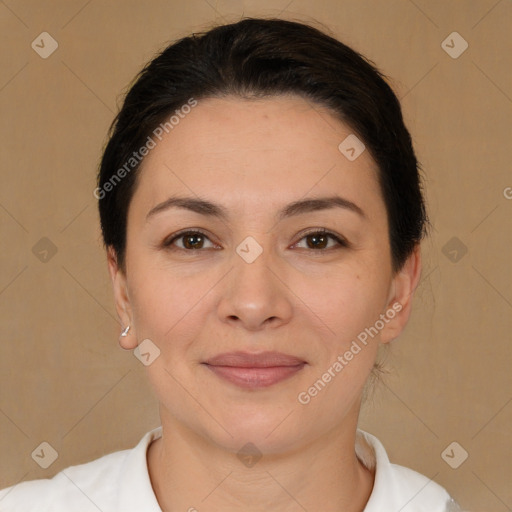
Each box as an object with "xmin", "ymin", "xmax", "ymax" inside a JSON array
[{"xmin": 201, "ymin": 351, "xmax": 307, "ymax": 389}]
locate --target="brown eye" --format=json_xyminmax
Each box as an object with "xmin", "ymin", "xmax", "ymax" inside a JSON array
[
  {"xmin": 164, "ymin": 230, "xmax": 216, "ymax": 250},
  {"xmin": 294, "ymin": 229, "xmax": 347, "ymax": 251},
  {"xmin": 305, "ymin": 232, "xmax": 329, "ymax": 249}
]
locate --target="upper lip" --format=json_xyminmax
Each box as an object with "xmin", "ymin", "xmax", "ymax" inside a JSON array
[{"xmin": 203, "ymin": 351, "xmax": 306, "ymax": 368}]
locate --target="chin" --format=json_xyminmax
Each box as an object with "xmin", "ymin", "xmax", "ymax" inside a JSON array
[{"xmin": 200, "ymin": 405, "xmax": 310, "ymax": 456}]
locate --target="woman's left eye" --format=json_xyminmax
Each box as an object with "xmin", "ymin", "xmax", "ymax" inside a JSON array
[{"xmin": 293, "ymin": 230, "xmax": 348, "ymax": 250}]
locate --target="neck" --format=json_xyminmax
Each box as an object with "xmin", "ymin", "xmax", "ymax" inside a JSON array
[{"xmin": 147, "ymin": 407, "xmax": 374, "ymax": 512}]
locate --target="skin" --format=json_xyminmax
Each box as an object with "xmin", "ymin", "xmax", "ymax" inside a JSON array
[{"xmin": 108, "ymin": 95, "xmax": 422, "ymax": 511}]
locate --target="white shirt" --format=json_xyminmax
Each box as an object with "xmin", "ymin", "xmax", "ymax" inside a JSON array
[{"xmin": 0, "ymin": 427, "xmax": 461, "ymax": 511}]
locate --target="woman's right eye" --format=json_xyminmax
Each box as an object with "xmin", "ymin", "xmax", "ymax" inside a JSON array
[{"xmin": 164, "ymin": 230, "xmax": 217, "ymax": 251}]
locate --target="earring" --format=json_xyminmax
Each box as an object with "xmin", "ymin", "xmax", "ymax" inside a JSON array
[{"xmin": 119, "ymin": 325, "xmax": 131, "ymax": 340}]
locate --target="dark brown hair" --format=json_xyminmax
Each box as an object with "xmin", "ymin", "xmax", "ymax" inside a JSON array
[{"xmin": 97, "ymin": 17, "xmax": 429, "ymax": 273}]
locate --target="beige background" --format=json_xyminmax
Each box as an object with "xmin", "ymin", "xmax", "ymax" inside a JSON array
[{"xmin": 1, "ymin": 0, "xmax": 511, "ymax": 510}]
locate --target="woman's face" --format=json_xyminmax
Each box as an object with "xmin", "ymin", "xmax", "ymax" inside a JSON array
[{"xmin": 110, "ymin": 95, "xmax": 419, "ymax": 453}]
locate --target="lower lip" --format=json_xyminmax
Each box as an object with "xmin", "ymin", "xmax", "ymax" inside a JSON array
[{"xmin": 203, "ymin": 363, "xmax": 305, "ymax": 389}]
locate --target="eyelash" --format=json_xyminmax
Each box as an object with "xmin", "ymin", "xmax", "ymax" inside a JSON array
[{"xmin": 163, "ymin": 228, "xmax": 348, "ymax": 253}]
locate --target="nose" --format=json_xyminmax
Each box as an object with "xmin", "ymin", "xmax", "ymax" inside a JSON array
[{"xmin": 216, "ymin": 242, "xmax": 294, "ymax": 332}]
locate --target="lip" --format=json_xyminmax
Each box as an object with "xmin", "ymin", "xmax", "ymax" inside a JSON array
[
  {"xmin": 202, "ymin": 351, "xmax": 306, "ymax": 389},
  {"xmin": 204, "ymin": 351, "xmax": 306, "ymax": 367}
]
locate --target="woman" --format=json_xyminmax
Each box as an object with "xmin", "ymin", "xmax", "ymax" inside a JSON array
[{"xmin": 0, "ymin": 17, "xmax": 461, "ymax": 511}]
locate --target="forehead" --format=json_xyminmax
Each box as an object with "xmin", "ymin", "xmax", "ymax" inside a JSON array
[{"xmin": 129, "ymin": 95, "xmax": 385, "ymax": 222}]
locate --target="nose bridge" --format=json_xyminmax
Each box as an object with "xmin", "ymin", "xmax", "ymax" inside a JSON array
[
  {"xmin": 217, "ymin": 234, "xmax": 293, "ymax": 329},
  {"xmin": 234, "ymin": 235, "xmax": 276, "ymax": 292}
]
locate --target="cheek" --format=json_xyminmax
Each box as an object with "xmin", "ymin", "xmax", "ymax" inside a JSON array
[
  {"xmin": 290, "ymin": 263, "xmax": 390, "ymax": 348},
  {"xmin": 131, "ymin": 277, "xmax": 193, "ymax": 332},
  {"xmin": 292, "ymin": 270, "xmax": 386, "ymax": 409},
  {"xmin": 127, "ymin": 262, "xmax": 222, "ymax": 358}
]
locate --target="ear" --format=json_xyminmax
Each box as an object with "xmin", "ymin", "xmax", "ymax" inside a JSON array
[
  {"xmin": 380, "ymin": 244, "xmax": 422, "ymax": 344},
  {"xmin": 107, "ymin": 246, "xmax": 138, "ymax": 349}
]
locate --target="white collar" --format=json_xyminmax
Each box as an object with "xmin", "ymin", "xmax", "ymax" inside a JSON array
[
  {"xmin": 116, "ymin": 426, "xmax": 456, "ymax": 511},
  {"xmin": 117, "ymin": 426, "xmax": 163, "ymax": 511}
]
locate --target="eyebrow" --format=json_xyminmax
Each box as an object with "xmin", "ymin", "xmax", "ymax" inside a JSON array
[{"xmin": 146, "ymin": 194, "xmax": 366, "ymax": 222}]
